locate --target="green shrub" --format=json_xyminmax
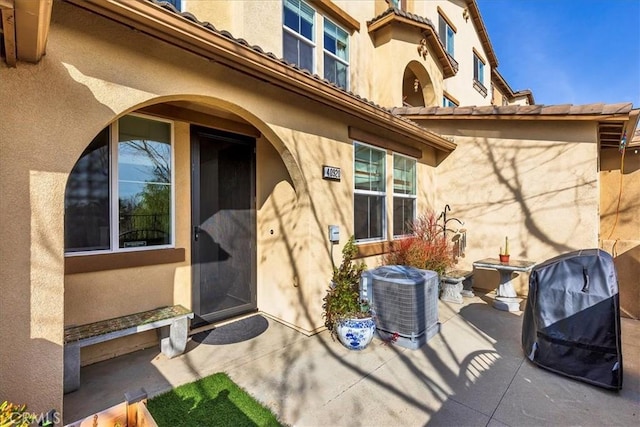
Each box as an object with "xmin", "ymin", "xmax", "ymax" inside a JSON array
[{"xmin": 322, "ymin": 236, "xmax": 368, "ymax": 339}]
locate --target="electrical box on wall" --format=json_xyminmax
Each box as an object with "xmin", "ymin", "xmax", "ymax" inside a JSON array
[{"xmin": 328, "ymin": 225, "xmax": 340, "ymax": 243}]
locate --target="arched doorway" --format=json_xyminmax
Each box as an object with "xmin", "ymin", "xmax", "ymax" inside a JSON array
[{"xmin": 63, "ymin": 97, "xmax": 306, "ymax": 330}]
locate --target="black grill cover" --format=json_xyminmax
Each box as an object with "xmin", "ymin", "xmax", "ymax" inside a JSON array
[{"xmin": 522, "ymin": 249, "xmax": 623, "ymax": 390}]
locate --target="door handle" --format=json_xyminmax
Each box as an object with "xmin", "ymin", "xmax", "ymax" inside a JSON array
[{"xmin": 194, "ymin": 226, "xmax": 200, "ymax": 242}]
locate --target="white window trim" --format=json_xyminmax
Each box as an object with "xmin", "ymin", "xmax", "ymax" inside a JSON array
[
  {"xmin": 438, "ymin": 14, "xmax": 455, "ymax": 57},
  {"xmin": 354, "ymin": 141, "xmax": 387, "ymax": 243},
  {"xmin": 283, "ymin": 0, "xmax": 317, "ymax": 74},
  {"xmin": 323, "ymin": 17, "xmax": 350, "ymax": 89},
  {"xmin": 473, "ymin": 52, "xmax": 485, "ymax": 85},
  {"xmin": 66, "ymin": 113, "xmax": 176, "ymax": 256},
  {"xmin": 392, "ymin": 153, "xmax": 417, "ymax": 238}
]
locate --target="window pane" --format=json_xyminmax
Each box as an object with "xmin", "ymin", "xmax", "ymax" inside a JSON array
[
  {"xmin": 355, "ymin": 194, "xmax": 384, "ymax": 241},
  {"xmin": 473, "ymin": 55, "xmax": 479, "ymax": 80},
  {"xmin": 65, "ymin": 128, "xmax": 110, "ymax": 252},
  {"xmin": 284, "ymin": 5, "xmax": 299, "ymax": 32},
  {"xmin": 118, "ymin": 116, "xmax": 172, "ymax": 249},
  {"xmin": 336, "ymin": 60, "xmax": 348, "ymax": 89},
  {"xmin": 324, "ymin": 20, "xmax": 348, "ymax": 60},
  {"xmin": 324, "ymin": 54, "xmax": 337, "ymax": 83},
  {"xmin": 119, "ymin": 182, "xmax": 171, "ymax": 248},
  {"xmin": 299, "ymin": 41, "xmax": 313, "ymax": 71},
  {"xmin": 336, "ymin": 35, "xmax": 348, "ymax": 61},
  {"xmin": 300, "ymin": 17, "xmax": 313, "ymax": 40},
  {"xmin": 324, "ymin": 31, "xmax": 336, "ymax": 55},
  {"xmin": 283, "ymin": 32, "xmax": 298, "ymax": 64},
  {"xmin": 354, "ymin": 144, "xmax": 385, "ymax": 192},
  {"xmin": 393, "ymin": 155, "xmax": 416, "ymax": 195},
  {"xmin": 446, "ymin": 27, "xmax": 454, "ymax": 56},
  {"xmin": 393, "ymin": 197, "xmax": 415, "ymax": 237}
]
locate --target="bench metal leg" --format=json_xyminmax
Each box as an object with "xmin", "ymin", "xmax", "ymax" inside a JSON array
[
  {"xmin": 64, "ymin": 343, "xmax": 80, "ymax": 394},
  {"xmin": 159, "ymin": 316, "xmax": 189, "ymax": 358}
]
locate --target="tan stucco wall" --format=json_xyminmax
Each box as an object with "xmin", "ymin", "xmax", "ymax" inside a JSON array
[
  {"xmin": 600, "ymin": 148, "xmax": 640, "ymax": 319},
  {"xmin": 420, "ymin": 0, "xmax": 493, "ymax": 107},
  {"xmin": 425, "ymin": 119, "xmax": 601, "ymax": 295},
  {"xmin": 2, "ymin": 2, "xmax": 443, "ymax": 415}
]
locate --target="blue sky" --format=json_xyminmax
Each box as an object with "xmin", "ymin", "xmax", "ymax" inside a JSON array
[{"xmin": 476, "ymin": 0, "xmax": 640, "ymax": 107}]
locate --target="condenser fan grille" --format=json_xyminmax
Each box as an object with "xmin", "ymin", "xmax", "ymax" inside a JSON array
[
  {"xmin": 361, "ymin": 266, "xmax": 440, "ymax": 348},
  {"xmin": 372, "ymin": 278, "xmax": 427, "ymax": 333}
]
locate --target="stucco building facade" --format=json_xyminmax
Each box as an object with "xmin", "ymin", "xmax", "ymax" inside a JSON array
[{"xmin": 1, "ymin": 0, "xmax": 637, "ymax": 418}]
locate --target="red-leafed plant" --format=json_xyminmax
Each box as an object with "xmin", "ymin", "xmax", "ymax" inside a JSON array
[{"xmin": 383, "ymin": 210, "xmax": 455, "ymax": 276}]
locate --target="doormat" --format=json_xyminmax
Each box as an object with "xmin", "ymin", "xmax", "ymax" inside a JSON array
[{"xmin": 192, "ymin": 315, "xmax": 269, "ymax": 345}]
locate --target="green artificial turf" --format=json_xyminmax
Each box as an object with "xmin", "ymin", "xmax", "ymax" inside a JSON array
[{"xmin": 147, "ymin": 372, "xmax": 283, "ymax": 427}]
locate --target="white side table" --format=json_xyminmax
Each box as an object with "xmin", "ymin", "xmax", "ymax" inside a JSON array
[{"xmin": 472, "ymin": 258, "xmax": 536, "ymax": 311}]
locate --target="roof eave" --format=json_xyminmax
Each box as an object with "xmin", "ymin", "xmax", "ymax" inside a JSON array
[
  {"xmin": 66, "ymin": 0, "xmax": 455, "ymax": 153},
  {"xmin": 1, "ymin": 0, "xmax": 53, "ymax": 66},
  {"xmin": 367, "ymin": 11, "xmax": 456, "ymax": 78},
  {"xmin": 465, "ymin": 0, "xmax": 498, "ymax": 68}
]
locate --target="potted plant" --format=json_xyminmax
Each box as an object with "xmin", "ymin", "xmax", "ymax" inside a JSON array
[
  {"xmin": 322, "ymin": 236, "xmax": 375, "ymax": 350},
  {"xmin": 499, "ymin": 236, "xmax": 510, "ymax": 263}
]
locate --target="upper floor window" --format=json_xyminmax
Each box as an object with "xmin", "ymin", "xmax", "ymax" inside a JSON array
[
  {"xmin": 389, "ymin": 0, "xmax": 404, "ymax": 9},
  {"xmin": 393, "ymin": 154, "xmax": 417, "ymax": 237},
  {"xmin": 283, "ymin": 0, "xmax": 315, "ymax": 72},
  {"xmin": 165, "ymin": 0, "xmax": 181, "ymax": 11},
  {"xmin": 473, "ymin": 52, "xmax": 485, "ymax": 85},
  {"xmin": 443, "ymin": 95, "xmax": 457, "ymax": 107},
  {"xmin": 354, "ymin": 143, "xmax": 386, "ymax": 242},
  {"xmin": 65, "ymin": 114, "xmax": 174, "ymax": 254},
  {"xmin": 438, "ymin": 14, "xmax": 455, "ymax": 57},
  {"xmin": 323, "ymin": 19, "xmax": 349, "ymax": 89}
]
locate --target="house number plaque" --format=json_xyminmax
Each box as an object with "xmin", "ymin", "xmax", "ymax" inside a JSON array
[{"xmin": 322, "ymin": 165, "xmax": 341, "ymax": 181}]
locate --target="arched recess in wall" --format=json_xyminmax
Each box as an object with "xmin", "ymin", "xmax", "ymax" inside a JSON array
[
  {"xmin": 62, "ymin": 94, "xmax": 308, "ymax": 259},
  {"xmin": 402, "ymin": 60, "xmax": 436, "ymax": 107}
]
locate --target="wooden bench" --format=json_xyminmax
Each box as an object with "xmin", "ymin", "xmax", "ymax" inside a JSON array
[
  {"xmin": 440, "ymin": 270, "xmax": 474, "ymax": 303},
  {"xmin": 64, "ymin": 305, "xmax": 194, "ymax": 394}
]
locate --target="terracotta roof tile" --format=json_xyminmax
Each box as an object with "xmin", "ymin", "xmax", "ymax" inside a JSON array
[
  {"xmin": 516, "ymin": 105, "xmax": 543, "ymax": 115},
  {"xmin": 367, "ymin": 7, "xmax": 435, "ymax": 28},
  {"xmin": 602, "ymin": 103, "xmax": 634, "ymax": 114},
  {"xmin": 146, "ymin": 0, "xmax": 452, "ymax": 135},
  {"xmin": 390, "ymin": 102, "xmax": 635, "ymax": 119},
  {"xmin": 435, "ymin": 106, "xmax": 456, "ymax": 115},
  {"xmin": 495, "ymin": 105, "xmax": 519, "ymax": 115},
  {"xmin": 420, "ymin": 106, "xmax": 438, "ymax": 115},
  {"xmin": 540, "ymin": 104, "xmax": 572, "ymax": 115},
  {"xmin": 453, "ymin": 106, "xmax": 475, "ymax": 115},
  {"xmin": 472, "ymin": 105, "xmax": 498, "ymax": 115}
]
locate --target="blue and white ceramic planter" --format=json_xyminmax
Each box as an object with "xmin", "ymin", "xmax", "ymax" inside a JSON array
[{"xmin": 337, "ymin": 317, "xmax": 376, "ymax": 350}]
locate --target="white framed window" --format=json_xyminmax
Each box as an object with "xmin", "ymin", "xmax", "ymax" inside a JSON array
[
  {"xmin": 438, "ymin": 14, "xmax": 455, "ymax": 57},
  {"xmin": 473, "ymin": 52, "xmax": 487, "ymax": 96},
  {"xmin": 323, "ymin": 18, "xmax": 349, "ymax": 89},
  {"xmin": 65, "ymin": 114, "xmax": 175, "ymax": 254},
  {"xmin": 443, "ymin": 95, "xmax": 457, "ymax": 107},
  {"xmin": 354, "ymin": 142, "xmax": 386, "ymax": 242},
  {"xmin": 283, "ymin": 0, "xmax": 315, "ymax": 73},
  {"xmin": 473, "ymin": 52, "xmax": 485, "ymax": 85},
  {"xmin": 393, "ymin": 154, "xmax": 417, "ymax": 238}
]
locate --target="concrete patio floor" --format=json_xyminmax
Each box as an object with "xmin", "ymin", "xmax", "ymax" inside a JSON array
[{"xmin": 64, "ymin": 293, "xmax": 639, "ymax": 426}]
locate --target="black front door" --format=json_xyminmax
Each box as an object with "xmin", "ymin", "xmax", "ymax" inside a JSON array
[{"xmin": 191, "ymin": 125, "xmax": 256, "ymax": 325}]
